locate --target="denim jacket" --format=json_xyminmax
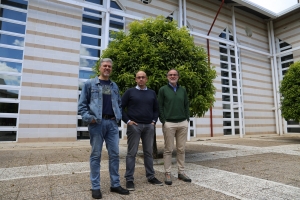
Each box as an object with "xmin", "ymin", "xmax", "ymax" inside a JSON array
[{"xmin": 78, "ymin": 77, "xmax": 122, "ymax": 124}]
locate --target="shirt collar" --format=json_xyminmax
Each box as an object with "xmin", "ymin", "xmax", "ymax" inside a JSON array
[{"xmin": 136, "ymin": 85, "xmax": 147, "ymax": 90}]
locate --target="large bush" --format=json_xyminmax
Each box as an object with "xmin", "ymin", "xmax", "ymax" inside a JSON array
[
  {"xmin": 279, "ymin": 61, "xmax": 300, "ymax": 122},
  {"xmin": 94, "ymin": 16, "xmax": 216, "ymax": 117}
]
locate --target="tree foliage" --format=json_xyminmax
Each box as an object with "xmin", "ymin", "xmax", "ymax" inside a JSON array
[
  {"xmin": 94, "ymin": 16, "xmax": 216, "ymax": 117},
  {"xmin": 279, "ymin": 61, "xmax": 300, "ymax": 122}
]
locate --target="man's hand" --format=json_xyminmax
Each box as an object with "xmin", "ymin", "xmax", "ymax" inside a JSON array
[{"xmin": 128, "ymin": 121, "xmax": 138, "ymax": 125}]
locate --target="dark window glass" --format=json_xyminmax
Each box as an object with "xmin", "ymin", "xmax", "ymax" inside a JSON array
[
  {"xmin": 229, "ymin": 35, "xmax": 233, "ymax": 41},
  {"xmin": 230, "ymin": 50, "xmax": 235, "ymax": 56},
  {"xmin": 0, "ymin": 61, "xmax": 22, "ymax": 72},
  {"xmin": 223, "ymin": 104, "xmax": 230, "ymax": 109},
  {"xmin": 231, "ymin": 65, "xmax": 236, "ymax": 71},
  {"xmin": 0, "ymin": 89, "xmax": 18, "ymax": 98},
  {"xmin": 0, "ymin": 8, "xmax": 27, "ymax": 22},
  {"xmin": 83, "ymin": 14, "xmax": 102, "ymax": 25},
  {"xmin": 221, "ymin": 79, "xmax": 229, "ymax": 85},
  {"xmin": 219, "ymin": 47, "xmax": 227, "ymax": 54},
  {"xmin": 0, "ymin": 102, "xmax": 18, "ymax": 113},
  {"xmin": 234, "ymin": 121, "xmax": 239, "ymax": 126},
  {"xmin": 287, "ymin": 128, "xmax": 300, "ymax": 133},
  {"xmin": 0, "ymin": 118, "xmax": 17, "ymax": 126},
  {"xmin": 281, "ymin": 54, "xmax": 293, "ymax": 62},
  {"xmin": 233, "ymin": 88, "xmax": 237, "ymax": 94},
  {"xmin": 233, "ymin": 96, "xmax": 238, "ymax": 102},
  {"xmin": 85, "ymin": 0, "xmax": 103, "ymax": 4},
  {"xmin": 0, "ymin": 131, "xmax": 16, "ymax": 141},
  {"xmin": 1, "ymin": 0, "xmax": 27, "ymax": 9},
  {"xmin": 0, "ymin": 21, "xmax": 26, "ymax": 34},
  {"xmin": 77, "ymin": 131, "xmax": 90, "ymax": 139},
  {"xmin": 0, "ymin": 74, "xmax": 21, "ymax": 86},
  {"xmin": 79, "ymin": 70, "xmax": 94, "ymax": 79},
  {"xmin": 234, "ymin": 112, "xmax": 239, "ymax": 118},
  {"xmin": 220, "ymin": 55, "xmax": 227, "ymax": 61},
  {"xmin": 111, "ymin": 1, "xmax": 121, "ymax": 9},
  {"xmin": 80, "ymin": 47, "xmax": 101, "ymax": 58},
  {"xmin": 219, "ymin": 32, "xmax": 226, "ymax": 39},
  {"xmin": 221, "ymin": 71, "xmax": 229, "ymax": 77},
  {"xmin": 223, "ymin": 129, "xmax": 231, "ymax": 135},
  {"xmin": 282, "ymin": 62, "xmax": 292, "ymax": 69},
  {"xmin": 222, "ymin": 95, "xmax": 230, "ymax": 102},
  {"xmin": 235, "ymin": 128, "xmax": 240, "ymax": 134},
  {"xmin": 232, "ymin": 73, "xmax": 236, "ymax": 78},
  {"xmin": 0, "ymin": 47, "xmax": 23, "ymax": 60},
  {"xmin": 81, "ymin": 36, "xmax": 101, "ymax": 46},
  {"xmin": 80, "ymin": 58, "xmax": 98, "ymax": 68},
  {"xmin": 279, "ymin": 42, "xmax": 290, "ymax": 49},
  {"xmin": 223, "ymin": 121, "xmax": 231, "ymax": 126},
  {"xmin": 231, "ymin": 57, "xmax": 235, "ymax": 63},
  {"xmin": 282, "ymin": 69, "xmax": 288, "ymax": 76},
  {"xmin": 82, "ymin": 25, "xmax": 101, "ymax": 36},
  {"xmin": 84, "ymin": 8, "xmax": 101, "ymax": 15},
  {"xmin": 223, "ymin": 112, "xmax": 231, "ymax": 118},
  {"xmin": 287, "ymin": 120, "xmax": 299, "ymax": 125},
  {"xmin": 222, "ymin": 87, "xmax": 230, "ymax": 93},
  {"xmin": 232, "ymin": 80, "xmax": 237, "ymax": 86},
  {"xmin": 221, "ymin": 63, "xmax": 228, "ymax": 69},
  {"xmin": 110, "ymin": 14, "xmax": 123, "ymax": 20},
  {"xmin": 0, "ymin": 34, "xmax": 24, "ymax": 46},
  {"xmin": 110, "ymin": 20, "xmax": 123, "ymax": 29}
]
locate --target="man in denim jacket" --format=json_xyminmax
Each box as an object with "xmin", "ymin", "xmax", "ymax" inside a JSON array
[{"xmin": 78, "ymin": 58, "xmax": 129, "ymax": 199}]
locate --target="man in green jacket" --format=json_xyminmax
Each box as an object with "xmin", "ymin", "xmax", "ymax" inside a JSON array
[{"xmin": 158, "ymin": 69, "xmax": 191, "ymax": 185}]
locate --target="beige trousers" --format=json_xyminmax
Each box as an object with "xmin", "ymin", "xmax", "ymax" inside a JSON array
[{"xmin": 162, "ymin": 120, "xmax": 188, "ymax": 174}]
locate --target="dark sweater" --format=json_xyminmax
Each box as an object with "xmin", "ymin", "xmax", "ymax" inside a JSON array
[
  {"xmin": 157, "ymin": 84, "xmax": 190, "ymax": 124},
  {"xmin": 121, "ymin": 88, "xmax": 159, "ymax": 124}
]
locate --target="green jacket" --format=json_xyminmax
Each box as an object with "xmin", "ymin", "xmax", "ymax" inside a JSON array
[{"xmin": 158, "ymin": 84, "xmax": 190, "ymax": 124}]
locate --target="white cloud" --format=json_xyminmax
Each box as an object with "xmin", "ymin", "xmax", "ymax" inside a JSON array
[
  {"xmin": 80, "ymin": 46, "xmax": 91, "ymax": 56},
  {"xmin": 13, "ymin": 39, "xmax": 24, "ymax": 47},
  {"xmin": 0, "ymin": 62, "xmax": 18, "ymax": 73}
]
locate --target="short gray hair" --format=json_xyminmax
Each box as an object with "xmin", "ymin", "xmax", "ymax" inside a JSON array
[{"xmin": 100, "ymin": 58, "xmax": 113, "ymax": 66}]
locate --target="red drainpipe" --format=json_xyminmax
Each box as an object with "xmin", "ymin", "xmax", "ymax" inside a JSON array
[{"xmin": 207, "ymin": 0, "xmax": 225, "ymax": 137}]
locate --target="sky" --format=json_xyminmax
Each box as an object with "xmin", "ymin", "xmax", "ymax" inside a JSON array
[{"xmin": 248, "ymin": 0, "xmax": 298, "ymax": 13}]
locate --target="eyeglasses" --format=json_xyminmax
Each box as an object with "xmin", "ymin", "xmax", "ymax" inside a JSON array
[
  {"xmin": 136, "ymin": 76, "xmax": 146, "ymax": 79},
  {"xmin": 167, "ymin": 74, "xmax": 178, "ymax": 77}
]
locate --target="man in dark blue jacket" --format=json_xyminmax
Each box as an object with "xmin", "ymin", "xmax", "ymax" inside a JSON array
[{"xmin": 122, "ymin": 71, "xmax": 163, "ymax": 191}]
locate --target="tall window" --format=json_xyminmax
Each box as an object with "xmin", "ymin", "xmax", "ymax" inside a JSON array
[
  {"xmin": 77, "ymin": 0, "xmax": 125, "ymax": 139},
  {"xmin": 0, "ymin": 0, "xmax": 28, "ymax": 141},
  {"xmin": 219, "ymin": 28, "xmax": 241, "ymax": 135},
  {"xmin": 277, "ymin": 39, "xmax": 300, "ymax": 133}
]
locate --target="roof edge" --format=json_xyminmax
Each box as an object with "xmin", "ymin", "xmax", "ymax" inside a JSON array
[
  {"xmin": 276, "ymin": 3, "xmax": 300, "ymax": 17},
  {"xmin": 233, "ymin": 0, "xmax": 277, "ymax": 18}
]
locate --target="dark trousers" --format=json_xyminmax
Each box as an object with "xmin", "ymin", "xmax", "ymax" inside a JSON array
[{"xmin": 125, "ymin": 123, "xmax": 155, "ymax": 181}]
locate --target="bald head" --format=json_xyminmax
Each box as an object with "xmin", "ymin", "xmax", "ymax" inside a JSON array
[{"xmin": 135, "ymin": 71, "xmax": 148, "ymax": 89}]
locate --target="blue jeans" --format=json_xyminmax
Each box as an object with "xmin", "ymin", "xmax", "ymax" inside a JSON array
[
  {"xmin": 125, "ymin": 123, "xmax": 155, "ymax": 181},
  {"xmin": 88, "ymin": 119, "xmax": 120, "ymax": 190}
]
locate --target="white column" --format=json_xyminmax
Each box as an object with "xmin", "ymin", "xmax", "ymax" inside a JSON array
[
  {"xmin": 270, "ymin": 21, "xmax": 283, "ymax": 135},
  {"xmin": 232, "ymin": 6, "xmax": 244, "ymax": 137},
  {"xmin": 103, "ymin": 0, "xmax": 111, "ymax": 49},
  {"xmin": 178, "ymin": 0, "xmax": 183, "ymax": 27},
  {"xmin": 183, "ymin": 0, "xmax": 187, "ymax": 27}
]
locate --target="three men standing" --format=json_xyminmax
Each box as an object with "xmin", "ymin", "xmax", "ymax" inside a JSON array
[
  {"xmin": 158, "ymin": 69, "xmax": 192, "ymax": 185},
  {"xmin": 78, "ymin": 58, "xmax": 129, "ymax": 199},
  {"xmin": 122, "ymin": 71, "xmax": 163, "ymax": 190}
]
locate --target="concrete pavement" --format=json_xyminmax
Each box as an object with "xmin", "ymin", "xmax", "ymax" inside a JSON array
[{"xmin": 1, "ymin": 134, "xmax": 300, "ymax": 199}]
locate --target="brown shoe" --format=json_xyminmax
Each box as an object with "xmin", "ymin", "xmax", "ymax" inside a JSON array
[
  {"xmin": 165, "ymin": 172, "xmax": 172, "ymax": 185},
  {"xmin": 178, "ymin": 173, "xmax": 192, "ymax": 182}
]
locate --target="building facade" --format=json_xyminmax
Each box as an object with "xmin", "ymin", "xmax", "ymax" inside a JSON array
[{"xmin": 0, "ymin": 0, "xmax": 299, "ymax": 142}]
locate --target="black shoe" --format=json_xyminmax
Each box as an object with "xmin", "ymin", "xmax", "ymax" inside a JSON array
[
  {"xmin": 110, "ymin": 186, "xmax": 129, "ymax": 195},
  {"xmin": 148, "ymin": 177, "xmax": 163, "ymax": 186},
  {"xmin": 178, "ymin": 173, "xmax": 192, "ymax": 182},
  {"xmin": 126, "ymin": 181, "xmax": 135, "ymax": 191},
  {"xmin": 91, "ymin": 189, "xmax": 102, "ymax": 199}
]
